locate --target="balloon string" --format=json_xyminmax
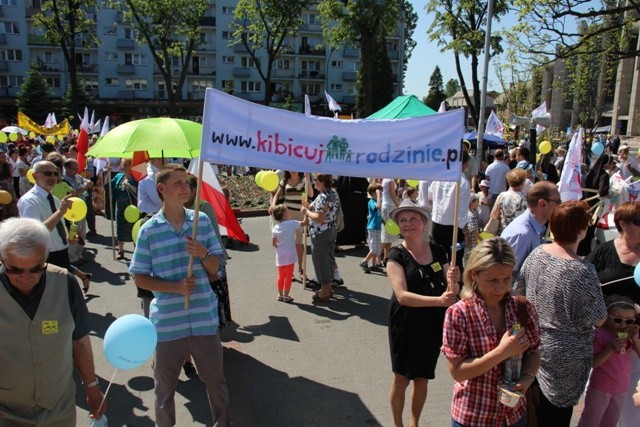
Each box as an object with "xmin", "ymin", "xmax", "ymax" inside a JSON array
[
  {"xmin": 600, "ymin": 276, "xmax": 634, "ymax": 287},
  {"xmin": 90, "ymin": 368, "xmax": 117, "ymax": 426}
]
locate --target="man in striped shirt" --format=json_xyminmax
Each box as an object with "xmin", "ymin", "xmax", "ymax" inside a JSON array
[{"xmin": 130, "ymin": 164, "xmax": 230, "ymax": 427}]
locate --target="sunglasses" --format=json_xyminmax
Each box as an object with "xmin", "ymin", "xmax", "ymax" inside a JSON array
[
  {"xmin": 4, "ymin": 263, "xmax": 48, "ymax": 275},
  {"xmin": 36, "ymin": 170, "xmax": 59, "ymax": 177},
  {"xmin": 609, "ymin": 315, "xmax": 636, "ymax": 326}
]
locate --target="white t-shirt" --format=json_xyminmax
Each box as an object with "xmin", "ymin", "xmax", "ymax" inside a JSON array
[
  {"xmin": 485, "ymin": 160, "xmax": 510, "ymax": 195},
  {"xmin": 272, "ymin": 220, "xmax": 301, "ymax": 266}
]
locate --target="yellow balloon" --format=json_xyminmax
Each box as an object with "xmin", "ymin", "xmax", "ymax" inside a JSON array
[
  {"xmin": 536, "ymin": 153, "xmax": 541, "ymax": 163},
  {"xmin": 63, "ymin": 197, "xmax": 87, "ymax": 222},
  {"xmin": 29, "ymin": 132, "xmax": 36, "ymax": 138},
  {"xmin": 0, "ymin": 133, "xmax": 6, "ymax": 143},
  {"xmin": 254, "ymin": 170, "xmax": 265, "ymax": 186},
  {"xmin": 261, "ymin": 171, "xmax": 279, "ymax": 192},
  {"xmin": 9, "ymin": 132, "xmax": 18, "ymax": 142},
  {"xmin": 132, "ymin": 218, "xmax": 143, "ymax": 244},
  {"xmin": 27, "ymin": 169, "xmax": 36, "ymax": 184},
  {"xmin": 46, "ymin": 136, "xmax": 55, "ymax": 143},
  {"xmin": 0, "ymin": 190, "xmax": 12, "ymax": 205},
  {"xmin": 124, "ymin": 204, "xmax": 141, "ymax": 223},
  {"xmin": 539, "ymin": 140, "xmax": 552, "ymax": 154},
  {"xmin": 385, "ymin": 218, "xmax": 400, "ymax": 236},
  {"xmin": 407, "ymin": 180, "xmax": 419, "ymax": 188},
  {"xmin": 478, "ymin": 231, "xmax": 493, "ymax": 241}
]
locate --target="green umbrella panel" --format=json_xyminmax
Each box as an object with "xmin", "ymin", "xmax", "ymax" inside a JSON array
[
  {"xmin": 367, "ymin": 95, "xmax": 437, "ymax": 119},
  {"xmin": 87, "ymin": 117, "xmax": 202, "ymax": 159}
]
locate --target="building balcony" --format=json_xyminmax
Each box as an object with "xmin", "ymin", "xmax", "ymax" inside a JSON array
[
  {"xmin": 196, "ymin": 43, "xmax": 216, "ymax": 52},
  {"xmin": 233, "ymin": 44, "xmax": 249, "ymax": 53},
  {"xmin": 299, "ymin": 70, "xmax": 325, "ymax": 79},
  {"xmin": 301, "ymin": 23, "xmax": 322, "ymax": 32},
  {"xmin": 200, "ymin": 16, "xmax": 216, "ymax": 27},
  {"xmin": 298, "ymin": 45, "xmax": 325, "ymax": 56},
  {"xmin": 343, "ymin": 47, "xmax": 359, "ymax": 58},
  {"xmin": 235, "ymin": 92, "xmax": 263, "ymax": 102},
  {"xmin": 118, "ymin": 90, "xmax": 135, "ymax": 99},
  {"xmin": 189, "ymin": 66, "xmax": 216, "ymax": 76},
  {"xmin": 342, "ymin": 71, "xmax": 357, "ymax": 82},
  {"xmin": 188, "ymin": 91, "xmax": 206, "ymax": 100},
  {"xmin": 118, "ymin": 64, "xmax": 135, "ymax": 75},
  {"xmin": 387, "ymin": 50, "xmax": 399, "ymax": 60},
  {"xmin": 0, "ymin": 34, "xmax": 5, "ymax": 45},
  {"xmin": 27, "ymin": 34, "xmax": 55, "ymax": 46},
  {"xmin": 0, "ymin": 61, "xmax": 8, "ymax": 71},
  {"xmin": 25, "ymin": 7, "xmax": 40, "ymax": 18},
  {"xmin": 78, "ymin": 64, "xmax": 98, "ymax": 73},
  {"xmin": 0, "ymin": 87, "xmax": 20, "ymax": 97},
  {"xmin": 233, "ymin": 67, "xmax": 251, "ymax": 77},
  {"xmin": 272, "ymin": 69, "xmax": 294, "ymax": 78},
  {"xmin": 116, "ymin": 39, "xmax": 136, "ymax": 49}
]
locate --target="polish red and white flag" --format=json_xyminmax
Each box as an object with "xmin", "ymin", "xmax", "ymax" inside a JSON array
[
  {"xmin": 76, "ymin": 107, "xmax": 90, "ymax": 171},
  {"xmin": 188, "ymin": 158, "xmax": 248, "ymax": 243}
]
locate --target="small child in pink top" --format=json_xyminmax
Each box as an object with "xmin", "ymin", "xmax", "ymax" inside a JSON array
[
  {"xmin": 578, "ymin": 295, "xmax": 640, "ymax": 427},
  {"xmin": 271, "ymin": 205, "xmax": 305, "ymax": 303}
]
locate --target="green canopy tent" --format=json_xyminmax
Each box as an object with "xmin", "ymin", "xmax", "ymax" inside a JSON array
[{"xmin": 367, "ymin": 95, "xmax": 437, "ymax": 119}]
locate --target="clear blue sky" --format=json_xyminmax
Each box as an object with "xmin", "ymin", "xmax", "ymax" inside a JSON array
[{"xmin": 404, "ymin": 0, "xmax": 515, "ymax": 99}]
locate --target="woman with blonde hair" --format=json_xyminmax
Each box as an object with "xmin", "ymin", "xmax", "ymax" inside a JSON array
[{"xmin": 442, "ymin": 237, "xmax": 540, "ymax": 427}]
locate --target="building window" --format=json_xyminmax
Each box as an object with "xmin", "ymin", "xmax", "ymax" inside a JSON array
[
  {"xmin": 302, "ymin": 13, "xmax": 318, "ymax": 24},
  {"xmin": 221, "ymin": 79, "xmax": 234, "ymax": 92},
  {"xmin": 125, "ymin": 78, "xmax": 148, "ymax": 90},
  {"xmin": 301, "ymin": 60, "xmax": 320, "ymax": 71},
  {"xmin": 124, "ymin": 27, "xmax": 135, "ymax": 39},
  {"xmin": 192, "ymin": 80, "xmax": 214, "ymax": 91},
  {"xmin": 240, "ymin": 56, "xmax": 255, "ymax": 67},
  {"xmin": 222, "ymin": 56, "xmax": 235, "ymax": 64},
  {"xmin": 348, "ymin": 84, "xmax": 356, "ymax": 95},
  {"xmin": 222, "ymin": 6, "xmax": 234, "ymax": 14},
  {"xmin": 105, "ymin": 77, "xmax": 119, "ymax": 86},
  {"xmin": 330, "ymin": 84, "xmax": 342, "ymax": 91},
  {"xmin": 240, "ymin": 81, "xmax": 261, "ymax": 92},
  {"xmin": 82, "ymin": 79, "xmax": 98, "ymax": 91},
  {"xmin": 0, "ymin": 0, "xmax": 17, "ymax": 6},
  {"xmin": 331, "ymin": 60, "xmax": 343, "ymax": 68},
  {"xmin": 105, "ymin": 52, "xmax": 118, "ymax": 61},
  {"xmin": 104, "ymin": 26, "xmax": 117, "ymax": 36},
  {"xmin": 0, "ymin": 75, "xmax": 22, "ymax": 87},
  {"xmin": 75, "ymin": 52, "xmax": 91, "ymax": 66},
  {"xmin": 301, "ymin": 83, "xmax": 320, "ymax": 96},
  {"xmin": 274, "ymin": 59, "xmax": 290, "ymax": 69},
  {"xmin": 0, "ymin": 22, "xmax": 19, "ymax": 34},
  {"xmin": 222, "ymin": 31, "xmax": 232, "ymax": 39},
  {"xmin": 0, "ymin": 49, "xmax": 22, "ymax": 61},
  {"xmin": 45, "ymin": 77, "xmax": 61, "ymax": 88},
  {"xmin": 124, "ymin": 53, "xmax": 146, "ymax": 65},
  {"xmin": 44, "ymin": 51, "xmax": 54, "ymax": 63}
]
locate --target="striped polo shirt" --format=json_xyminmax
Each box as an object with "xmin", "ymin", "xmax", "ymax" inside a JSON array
[{"xmin": 129, "ymin": 208, "xmax": 223, "ymax": 342}]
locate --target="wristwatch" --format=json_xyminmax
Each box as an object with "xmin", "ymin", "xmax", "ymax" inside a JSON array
[
  {"xmin": 202, "ymin": 251, "xmax": 212, "ymax": 262},
  {"xmin": 84, "ymin": 378, "xmax": 99, "ymax": 388}
]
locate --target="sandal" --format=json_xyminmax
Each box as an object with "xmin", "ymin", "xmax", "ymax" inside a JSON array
[
  {"xmin": 117, "ymin": 250, "xmax": 126, "ymax": 260},
  {"xmin": 312, "ymin": 291, "xmax": 332, "ymax": 302},
  {"xmin": 277, "ymin": 295, "xmax": 284, "ymax": 301},
  {"xmin": 82, "ymin": 274, "xmax": 92, "ymax": 294},
  {"xmin": 282, "ymin": 295, "xmax": 294, "ymax": 303}
]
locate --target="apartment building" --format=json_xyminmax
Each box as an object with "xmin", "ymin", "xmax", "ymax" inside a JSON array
[{"xmin": 0, "ymin": 0, "xmax": 405, "ymax": 122}]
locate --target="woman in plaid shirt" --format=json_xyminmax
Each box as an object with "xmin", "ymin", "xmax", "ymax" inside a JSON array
[{"xmin": 442, "ymin": 238, "xmax": 541, "ymax": 426}]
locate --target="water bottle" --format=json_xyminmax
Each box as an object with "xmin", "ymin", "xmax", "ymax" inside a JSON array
[
  {"xmin": 91, "ymin": 414, "xmax": 108, "ymax": 426},
  {"xmin": 503, "ymin": 323, "xmax": 522, "ymax": 386},
  {"xmin": 68, "ymin": 222, "xmax": 78, "ymax": 241}
]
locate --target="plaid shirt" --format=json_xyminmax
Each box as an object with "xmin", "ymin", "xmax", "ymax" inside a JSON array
[{"xmin": 442, "ymin": 295, "xmax": 540, "ymax": 426}]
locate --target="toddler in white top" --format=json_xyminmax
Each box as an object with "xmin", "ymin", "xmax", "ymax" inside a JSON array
[{"xmin": 271, "ymin": 205, "xmax": 306, "ymax": 302}]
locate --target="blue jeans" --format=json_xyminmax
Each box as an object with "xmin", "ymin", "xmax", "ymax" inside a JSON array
[{"xmin": 451, "ymin": 412, "xmax": 527, "ymax": 427}]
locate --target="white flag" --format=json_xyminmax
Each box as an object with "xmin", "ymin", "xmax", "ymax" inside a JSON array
[
  {"xmin": 325, "ymin": 90, "xmax": 341, "ymax": 113},
  {"xmin": 438, "ymin": 101, "xmax": 447, "ymax": 113},
  {"xmin": 100, "ymin": 116, "xmax": 110, "ymax": 137},
  {"xmin": 558, "ymin": 129, "xmax": 584, "ymax": 201},
  {"xmin": 485, "ymin": 111, "xmax": 504, "ymax": 138},
  {"xmin": 304, "ymin": 94, "xmax": 312, "ymax": 116},
  {"xmin": 531, "ymin": 101, "xmax": 548, "ymax": 117}
]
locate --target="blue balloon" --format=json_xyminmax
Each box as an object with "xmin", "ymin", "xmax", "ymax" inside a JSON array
[
  {"xmin": 103, "ymin": 314, "xmax": 157, "ymax": 370},
  {"xmin": 634, "ymin": 264, "xmax": 640, "ymax": 287},
  {"xmin": 591, "ymin": 142, "xmax": 604, "ymax": 156}
]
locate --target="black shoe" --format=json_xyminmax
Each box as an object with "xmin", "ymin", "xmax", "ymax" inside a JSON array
[
  {"xmin": 332, "ymin": 278, "xmax": 344, "ymax": 287},
  {"xmin": 183, "ymin": 361, "xmax": 197, "ymax": 378},
  {"xmin": 359, "ymin": 262, "xmax": 371, "ymax": 274},
  {"xmin": 370, "ymin": 265, "xmax": 384, "ymax": 273},
  {"xmin": 86, "ymin": 230, "xmax": 97, "ymax": 236},
  {"xmin": 304, "ymin": 279, "xmax": 320, "ymax": 289}
]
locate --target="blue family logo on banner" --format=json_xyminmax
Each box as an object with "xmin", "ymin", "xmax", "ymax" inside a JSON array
[{"xmin": 200, "ymin": 89, "xmax": 465, "ymax": 181}]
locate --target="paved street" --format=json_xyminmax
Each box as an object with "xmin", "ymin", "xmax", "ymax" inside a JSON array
[{"xmin": 75, "ymin": 213, "xmax": 586, "ymax": 426}]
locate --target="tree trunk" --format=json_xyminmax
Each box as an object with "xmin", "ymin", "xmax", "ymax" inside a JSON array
[
  {"xmin": 360, "ymin": 30, "xmax": 375, "ymax": 117},
  {"xmin": 471, "ymin": 53, "xmax": 481, "ymax": 129}
]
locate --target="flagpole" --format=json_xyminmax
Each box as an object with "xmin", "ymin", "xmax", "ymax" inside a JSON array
[
  {"xmin": 475, "ymin": 0, "xmax": 494, "ymax": 166},
  {"xmin": 449, "ymin": 182, "xmax": 461, "ymax": 276},
  {"xmin": 185, "ymin": 158, "xmax": 205, "ymax": 310},
  {"xmin": 107, "ymin": 169, "xmax": 116, "ymax": 260}
]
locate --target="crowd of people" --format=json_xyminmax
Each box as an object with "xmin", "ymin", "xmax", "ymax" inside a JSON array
[{"xmin": 2, "ymin": 129, "xmax": 640, "ymax": 427}]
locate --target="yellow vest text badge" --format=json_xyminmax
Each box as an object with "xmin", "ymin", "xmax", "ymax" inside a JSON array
[
  {"xmin": 42, "ymin": 320, "xmax": 59, "ymax": 334},
  {"xmin": 430, "ymin": 262, "xmax": 442, "ymax": 273}
]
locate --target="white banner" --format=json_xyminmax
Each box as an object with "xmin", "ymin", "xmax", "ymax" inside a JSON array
[
  {"xmin": 200, "ymin": 89, "xmax": 465, "ymax": 181},
  {"xmin": 558, "ymin": 128, "xmax": 584, "ymax": 201}
]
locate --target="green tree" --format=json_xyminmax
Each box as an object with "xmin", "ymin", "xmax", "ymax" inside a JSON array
[
  {"xmin": 424, "ymin": 66, "xmax": 446, "ymax": 110},
  {"xmin": 111, "ymin": 0, "xmax": 207, "ymax": 116},
  {"xmin": 35, "ymin": 0, "xmax": 100, "ymax": 113},
  {"xmin": 230, "ymin": 0, "xmax": 312, "ymax": 105},
  {"xmin": 511, "ymin": 0, "xmax": 639, "ymax": 61},
  {"xmin": 319, "ymin": 0, "xmax": 406, "ymax": 117},
  {"xmin": 401, "ymin": 0, "xmax": 419, "ymax": 80},
  {"xmin": 60, "ymin": 84, "xmax": 93, "ymax": 122},
  {"xmin": 355, "ymin": 35, "xmax": 394, "ymax": 117},
  {"xmin": 426, "ymin": 0, "xmax": 509, "ymax": 127},
  {"xmin": 444, "ymin": 78, "xmax": 460, "ymax": 98},
  {"xmin": 16, "ymin": 69, "xmax": 53, "ymax": 123}
]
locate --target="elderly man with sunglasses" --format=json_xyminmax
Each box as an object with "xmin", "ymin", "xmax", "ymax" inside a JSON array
[
  {"xmin": 17, "ymin": 160, "xmax": 76, "ymax": 269},
  {"xmin": 0, "ymin": 217, "xmax": 105, "ymax": 425}
]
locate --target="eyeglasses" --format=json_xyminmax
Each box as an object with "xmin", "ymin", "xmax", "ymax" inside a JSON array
[
  {"xmin": 4, "ymin": 263, "xmax": 48, "ymax": 275},
  {"xmin": 609, "ymin": 315, "xmax": 636, "ymax": 325},
  {"xmin": 36, "ymin": 170, "xmax": 59, "ymax": 177}
]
